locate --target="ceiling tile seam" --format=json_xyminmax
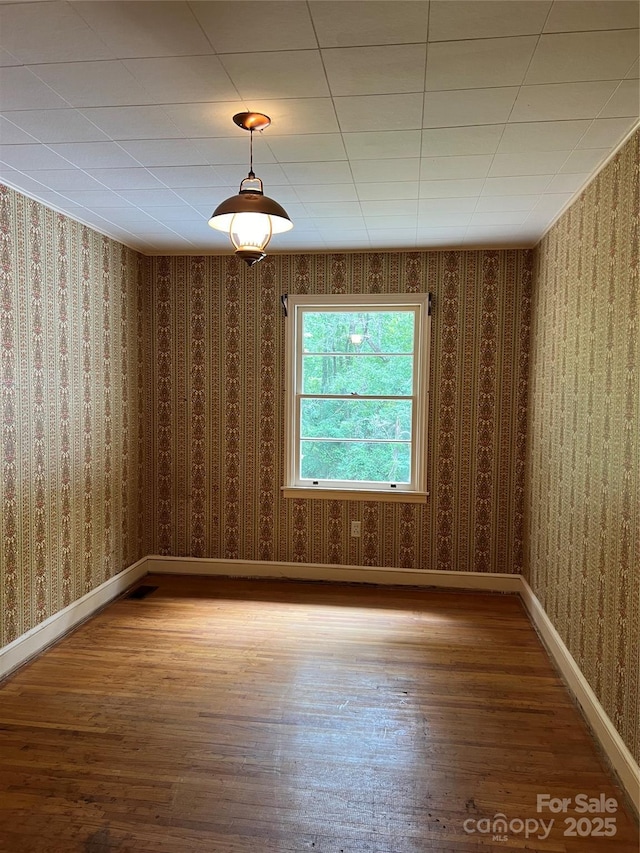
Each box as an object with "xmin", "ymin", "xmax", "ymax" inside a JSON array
[
  {"xmin": 59, "ymin": 0, "xmax": 118, "ymax": 63},
  {"xmin": 419, "ymin": 0, "xmax": 432, "ymax": 149},
  {"xmin": 184, "ymin": 0, "xmax": 221, "ymax": 58},
  {"xmin": 469, "ymin": 6, "xmax": 556, "ymax": 230},
  {"xmin": 428, "ymin": 26, "xmax": 640, "ymax": 45}
]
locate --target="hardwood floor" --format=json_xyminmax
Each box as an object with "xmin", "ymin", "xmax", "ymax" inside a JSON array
[{"xmin": 0, "ymin": 575, "xmax": 637, "ymax": 852}]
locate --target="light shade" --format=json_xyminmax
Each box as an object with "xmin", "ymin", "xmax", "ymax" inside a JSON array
[{"xmin": 208, "ymin": 177, "xmax": 292, "ymax": 266}]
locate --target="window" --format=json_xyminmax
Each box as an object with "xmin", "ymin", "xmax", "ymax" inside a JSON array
[{"xmin": 284, "ymin": 293, "xmax": 431, "ymax": 502}]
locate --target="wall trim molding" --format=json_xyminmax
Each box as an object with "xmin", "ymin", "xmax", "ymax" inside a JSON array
[
  {"xmin": 0, "ymin": 557, "xmax": 148, "ymax": 680},
  {"xmin": 519, "ymin": 578, "xmax": 639, "ymax": 815},
  {"xmin": 1, "ymin": 556, "xmax": 637, "ymax": 812},
  {"xmin": 146, "ymin": 555, "xmax": 522, "ymax": 592}
]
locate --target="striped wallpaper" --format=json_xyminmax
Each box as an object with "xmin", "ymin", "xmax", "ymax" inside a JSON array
[
  {"xmin": 148, "ymin": 249, "xmax": 532, "ymax": 574},
  {"xmin": 526, "ymin": 130, "xmax": 639, "ymax": 763},
  {"xmin": 0, "ymin": 185, "xmax": 152, "ymax": 647}
]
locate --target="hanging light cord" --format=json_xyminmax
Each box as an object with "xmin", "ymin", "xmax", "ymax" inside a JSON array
[{"xmin": 248, "ymin": 128, "xmax": 255, "ymax": 179}]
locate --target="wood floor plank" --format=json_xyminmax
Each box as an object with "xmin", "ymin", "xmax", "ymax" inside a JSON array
[{"xmin": 0, "ymin": 575, "xmax": 637, "ymax": 852}]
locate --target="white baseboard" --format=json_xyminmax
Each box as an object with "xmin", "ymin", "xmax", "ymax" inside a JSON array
[
  {"xmin": 520, "ymin": 578, "xmax": 640, "ymax": 815},
  {"xmin": 146, "ymin": 555, "xmax": 522, "ymax": 592},
  {"xmin": 0, "ymin": 556, "xmax": 148, "ymax": 680}
]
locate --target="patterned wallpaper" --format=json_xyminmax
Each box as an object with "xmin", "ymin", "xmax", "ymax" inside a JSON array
[
  {"xmin": 149, "ymin": 250, "xmax": 532, "ymax": 574},
  {"xmin": 0, "ymin": 185, "xmax": 152, "ymax": 648},
  {"xmin": 526, "ymin": 130, "xmax": 639, "ymax": 762}
]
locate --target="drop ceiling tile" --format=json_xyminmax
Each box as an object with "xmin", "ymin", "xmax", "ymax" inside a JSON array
[
  {"xmin": 489, "ymin": 150, "xmax": 570, "ymax": 177},
  {"xmin": 1, "ymin": 109, "xmax": 110, "ymax": 143},
  {"xmin": 0, "ymin": 144, "xmax": 71, "ymax": 170},
  {"xmin": 161, "ymin": 102, "xmax": 254, "ymax": 139},
  {"xmin": 470, "ymin": 210, "xmax": 530, "ymax": 225},
  {"xmin": 79, "ymin": 107, "xmax": 184, "ymax": 141},
  {"xmin": 310, "ymin": 1, "xmax": 428, "ymax": 47},
  {"xmin": 464, "ymin": 226, "xmax": 528, "ymax": 245},
  {"xmin": 426, "ymin": 36, "xmax": 537, "ymax": 91},
  {"xmin": 577, "ymin": 117, "xmax": 638, "ymax": 148},
  {"xmin": 295, "ymin": 184, "xmax": 358, "ymax": 202},
  {"xmin": 419, "ymin": 154, "xmax": 492, "ymax": 180},
  {"xmin": 482, "ymin": 175, "xmax": 553, "ymax": 195},
  {"xmin": 497, "ymin": 120, "xmax": 590, "ymax": 152},
  {"xmin": 0, "ymin": 48, "xmax": 21, "ymax": 67},
  {"xmin": 544, "ymin": 1, "xmax": 640, "ymax": 32},
  {"xmin": 423, "ymin": 87, "xmax": 518, "ymax": 127},
  {"xmin": 72, "ymin": 1, "xmax": 213, "ymax": 58},
  {"xmin": 220, "ymin": 51, "xmax": 329, "ymax": 99},
  {"xmin": 118, "ymin": 139, "xmax": 208, "ymax": 167},
  {"xmin": 315, "ymin": 217, "xmax": 367, "ymax": 232},
  {"xmin": 334, "ymin": 94, "xmax": 423, "ymax": 132},
  {"xmin": 174, "ymin": 187, "xmax": 237, "ymax": 207},
  {"xmin": 267, "ymin": 134, "xmax": 347, "ymax": 163},
  {"xmin": 532, "ymin": 193, "xmax": 575, "ymax": 212},
  {"xmin": 304, "ymin": 201, "xmax": 363, "ymax": 218},
  {"xmin": 421, "ymin": 125, "xmax": 504, "ymax": 156},
  {"xmin": 365, "ymin": 215, "xmax": 418, "ymax": 230},
  {"xmin": 343, "ymin": 131, "xmax": 421, "ymax": 160},
  {"xmin": 350, "ymin": 159, "xmax": 420, "ymax": 183},
  {"xmin": 20, "ymin": 169, "xmax": 103, "ymax": 191},
  {"xmin": 193, "ymin": 137, "xmax": 276, "ymax": 166},
  {"xmin": 544, "ymin": 173, "xmax": 590, "ymax": 192},
  {"xmin": 429, "ymin": 1, "xmax": 551, "ymax": 41},
  {"xmin": 627, "ymin": 59, "xmax": 639, "ymax": 78},
  {"xmin": 365, "ymin": 230, "xmax": 417, "ymax": 247},
  {"xmin": 419, "ymin": 178, "xmax": 485, "ymax": 197},
  {"xmin": 0, "ymin": 67, "xmax": 67, "ymax": 110},
  {"xmin": 48, "ymin": 142, "xmax": 140, "ymax": 169},
  {"xmin": 418, "ymin": 197, "xmax": 478, "ymax": 213},
  {"xmin": 145, "ymin": 166, "xmax": 228, "ymax": 188},
  {"xmin": 417, "ymin": 227, "xmax": 468, "ymax": 246},
  {"xmin": 510, "ymin": 81, "xmax": 619, "ymax": 122},
  {"xmin": 417, "ymin": 211, "xmax": 473, "ymax": 227},
  {"xmin": 526, "ymin": 30, "xmax": 640, "ymax": 85},
  {"xmin": 560, "ymin": 148, "xmax": 609, "ymax": 173},
  {"xmin": 0, "ymin": 2, "xmax": 115, "ymax": 63},
  {"xmin": 89, "ymin": 169, "xmax": 164, "ymax": 190},
  {"xmin": 599, "ymin": 79, "xmax": 640, "ymax": 117},
  {"xmin": 57, "ymin": 189, "xmax": 133, "ymax": 207},
  {"xmin": 282, "ymin": 161, "xmax": 353, "ymax": 184},
  {"xmin": 193, "ymin": 1, "xmax": 316, "ymax": 52},
  {"xmin": 117, "ymin": 188, "xmax": 184, "ymax": 207},
  {"xmin": 31, "ymin": 61, "xmax": 156, "ymax": 107},
  {"xmin": 144, "ymin": 206, "xmax": 204, "ymax": 222},
  {"xmin": 322, "ymin": 44, "xmax": 427, "ymax": 96},
  {"xmin": 356, "ymin": 182, "xmax": 418, "ymax": 201},
  {"xmin": 360, "ymin": 200, "xmax": 418, "ymax": 217},
  {"xmin": 0, "ymin": 117, "xmax": 37, "ymax": 144},
  {"xmin": 123, "ymin": 56, "xmax": 238, "ymax": 105},
  {"xmin": 475, "ymin": 195, "xmax": 541, "ymax": 212},
  {"xmin": 0, "ymin": 170, "xmax": 58, "ymax": 197}
]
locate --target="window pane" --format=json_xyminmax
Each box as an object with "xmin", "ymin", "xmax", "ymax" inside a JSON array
[
  {"xmin": 302, "ymin": 311, "xmax": 414, "ymax": 354},
  {"xmin": 301, "ymin": 440, "xmax": 411, "ymax": 483},
  {"xmin": 301, "ymin": 398, "xmax": 412, "ymax": 440},
  {"xmin": 302, "ymin": 354, "xmax": 413, "ymax": 395}
]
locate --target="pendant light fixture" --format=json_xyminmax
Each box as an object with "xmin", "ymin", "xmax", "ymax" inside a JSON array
[{"xmin": 208, "ymin": 112, "xmax": 293, "ymax": 267}]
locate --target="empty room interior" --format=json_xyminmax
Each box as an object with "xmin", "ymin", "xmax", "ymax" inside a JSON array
[{"xmin": 0, "ymin": 1, "xmax": 638, "ymax": 850}]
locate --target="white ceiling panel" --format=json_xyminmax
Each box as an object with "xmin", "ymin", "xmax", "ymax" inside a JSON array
[
  {"xmin": 310, "ymin": 1, "xmax": 429, "ymax": 47},
  {"xmin": 509, "ymin": 81, "xmax": 621, "ymax": 122},
  {"xmin": 334, "ymin": 94, "xmax": 423, "ymax": 132},
  {"xmin": 322, "ymin": 45, "xmax": 427, "ymax": 96},
  {"xmin": 0, "ymin": 0, "xmax": 637, "ymax": 254},
  {"xmin": 429, "ymin": 1, "xmax": 551, "ymax": 40},
  {"xmin": 71, "ymin": 1, "xmax": 213, "ymax": 58},
  {"xmin": 526, "ymin": 30, "xmax": 640, "ymax": 84},
  {"xmin": 543, "ymin": 1, "xmax": 639, "ymax": 32},
  {"xmin": 123, "ymin": 56, "xmax": 239, "ymax": 104},
  {"xmin": 425, "ymin": 36, "xmax": 538, "ymax": 91},
  {"xmin": 423, "ymin": 88, "xmax": 519, "ymax": 127},
  {"xmin": 2, "ymin": 109, "xmax": 109, "ymax": 143},
  {"xmin": 31, "ymin": 61, "xmax": 157, "ymax": 107}
]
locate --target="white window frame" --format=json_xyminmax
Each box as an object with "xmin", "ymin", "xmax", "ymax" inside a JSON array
[{"xmin": 283, "ymin": 293, "xmax": 431, "ymax": 503}]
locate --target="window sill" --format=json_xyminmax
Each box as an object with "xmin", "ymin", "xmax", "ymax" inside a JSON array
[{"xmin": 281, "ymin": 487, "xmax": 429, "ymax": 504}]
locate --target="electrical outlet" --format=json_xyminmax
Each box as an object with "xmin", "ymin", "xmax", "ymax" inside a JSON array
[{"xmin": 351, "ymin": 521, "xmax": 361, "ymax": 538}]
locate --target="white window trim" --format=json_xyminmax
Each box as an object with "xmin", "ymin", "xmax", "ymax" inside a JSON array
[{"xmin": 283, "ymin": 293, "xmax": 431, "ymax": 502}]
